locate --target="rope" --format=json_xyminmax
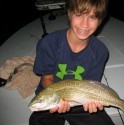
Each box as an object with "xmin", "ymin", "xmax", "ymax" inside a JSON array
[{"xmin": 7, "ymin": 63, "xmax": 33, "ymax": 82}]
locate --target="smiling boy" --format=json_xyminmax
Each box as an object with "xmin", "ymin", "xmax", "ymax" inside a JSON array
[{"xmin": 29, "ymin": 0, "xmax": 115, "ymax": 125}]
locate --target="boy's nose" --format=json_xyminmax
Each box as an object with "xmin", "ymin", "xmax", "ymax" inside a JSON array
[{"xmin": 80, "ymin": 18, "xmax": 89, "ymax": 28}]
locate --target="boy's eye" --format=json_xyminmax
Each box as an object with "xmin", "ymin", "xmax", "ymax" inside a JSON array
[{"xmin": 90, "ymin": 16, "xmax": 97, "ymax": 20}]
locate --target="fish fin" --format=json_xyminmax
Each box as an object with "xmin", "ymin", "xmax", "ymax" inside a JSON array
[
  {"xmin": 103, "ymin": 104, "xmax": 110, "ymax": 107},
  {"xmin": 67, "ymin": 99, "xmax": 82, "ymax": 107},
  {"xmin": 99, "ymin": 101, "xmax": 110, "ymax": 107},
  {"xmin": 60, "ymin": 98, "xmax": 65, "ymax": 101},
  {"xmin": 119, "ymin": 100, "xmax": 124, "ymax": 113},
  {"xmin": 60, "ymin": 98, "xmax": 80, "ymax": 103},
  {"xmin": 60, "ymin": 98, "xmax": 81, "ymax": 107}
]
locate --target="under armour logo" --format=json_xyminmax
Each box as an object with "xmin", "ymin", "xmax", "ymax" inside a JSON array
[{"xmin": 56, "ymin": 64, "xmax": 85, "ymax": 80}]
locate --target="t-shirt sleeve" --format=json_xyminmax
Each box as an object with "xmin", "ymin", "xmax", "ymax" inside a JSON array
[
  {"xmin": 84, "ymin": 43, "xmax": 109, "ymax": 82},
  {"xmin": 33, "ymin": 37, "xmax": 56, "ymax": 76}
]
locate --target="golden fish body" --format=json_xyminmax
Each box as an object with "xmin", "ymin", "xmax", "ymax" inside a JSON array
[{"xmin": 29, "ymin": 79, "xmax": 124, "ymax": 112}]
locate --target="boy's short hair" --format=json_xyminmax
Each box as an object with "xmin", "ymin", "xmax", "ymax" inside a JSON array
[{"xmin": 66, "ymin": 0, "xmax": 108, "ymax": 20}]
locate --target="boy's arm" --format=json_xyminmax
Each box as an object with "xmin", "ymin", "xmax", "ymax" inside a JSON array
[{"xmin": 41, "ymin": 74, "xmax": 54, "ymax": 88}]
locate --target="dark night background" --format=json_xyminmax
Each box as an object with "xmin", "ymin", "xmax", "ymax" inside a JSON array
[{"xmin": 0, "ymin": 0, "xmax": 124, "ymax": 46}]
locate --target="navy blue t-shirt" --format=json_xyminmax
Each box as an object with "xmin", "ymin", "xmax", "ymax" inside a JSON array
[{"xmin": 34, "ymin": 29, "xmax": 109, "ymax": 94}]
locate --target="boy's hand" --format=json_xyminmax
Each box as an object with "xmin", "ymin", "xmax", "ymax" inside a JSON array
[
  {"xmin": 50, "ymin": 101, "xmax": 71, "ymax": 113},
  {"xmin": 83, "ymin": 99, "xmax": 104, "ymax": 113}
]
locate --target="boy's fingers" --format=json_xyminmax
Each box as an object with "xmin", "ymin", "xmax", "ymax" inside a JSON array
[
  {"xmin": 83, "ymin": 99, "xmax": 103, "ymax": 113},
  {"xmin": 50, "ymin": 106, "xmax": 59, "ymax": 113}
]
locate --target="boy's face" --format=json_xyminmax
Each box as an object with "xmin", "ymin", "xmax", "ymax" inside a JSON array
[{"xmin": 68, "ymin": 8, "xmax": 101, "ymax": 41}]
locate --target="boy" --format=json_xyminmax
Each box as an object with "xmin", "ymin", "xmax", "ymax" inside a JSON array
[{"xmin": 29, "ymin": 0, "xmax": 115, "ymax": 125}]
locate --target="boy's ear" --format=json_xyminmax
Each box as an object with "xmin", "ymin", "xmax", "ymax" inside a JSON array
[{"xmin": 98, "ymin": 20, "xmax": 102, "ymax": 26}]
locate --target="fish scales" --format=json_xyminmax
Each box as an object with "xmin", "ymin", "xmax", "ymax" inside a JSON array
[
  {"xmin": 52, "ymin": 82, "xmax": 90, "ymax": 103},
  {"xmin": 29, "ymin": 79, "xmax": 124, "ymax": 112},
  {"xmin": 53, "ymin": 80, "xmax": 118, "ymax": 100},
  {"xmin": 54, "ymin": 80, "xmax": 122, "ymax": 106}
]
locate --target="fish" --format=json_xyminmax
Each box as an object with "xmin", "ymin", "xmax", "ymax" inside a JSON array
[{"xmin": 28, "ymin": 79, "xmax": 124, "ymax": 112}]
